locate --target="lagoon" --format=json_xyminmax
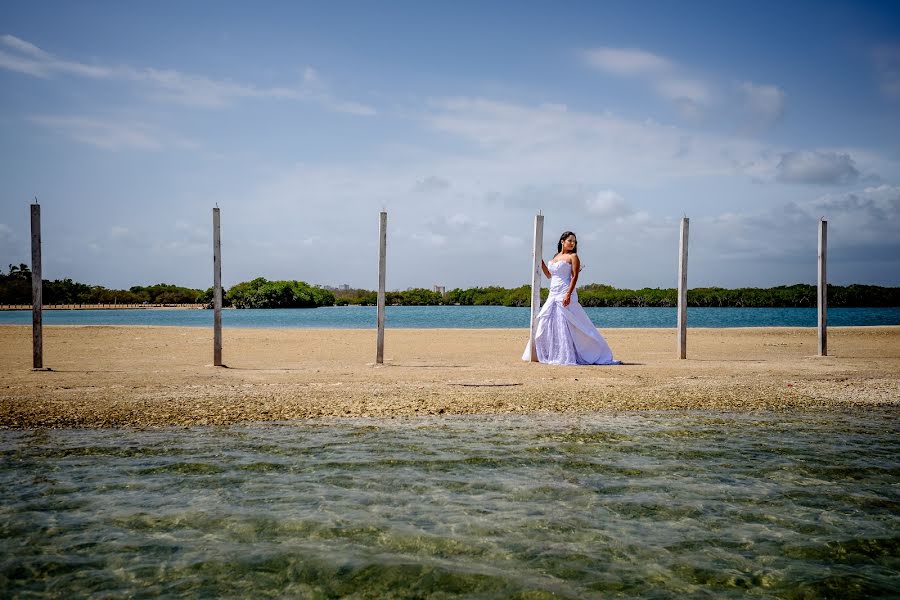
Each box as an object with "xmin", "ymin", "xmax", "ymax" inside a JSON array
[
  {"xmin": 1, "ymin": 305, "xmax": 899, "ymax": 328},
  {"xmin": 2, "ymin": 410, "xmax": 897, "ymax": 597}
]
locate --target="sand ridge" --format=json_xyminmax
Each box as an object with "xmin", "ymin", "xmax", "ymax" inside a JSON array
[{"xmin": 1, "ymin": 325, "xmax": 898, "ymax": 428}]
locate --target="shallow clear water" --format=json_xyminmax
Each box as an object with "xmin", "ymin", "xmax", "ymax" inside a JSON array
[
  {"xmin": 1, "ymin": 305, "xmax": 899, "ymax": 328},
  {"xmin": 2, "ymin": 411, "xmax": 898, "ymax": 598}
]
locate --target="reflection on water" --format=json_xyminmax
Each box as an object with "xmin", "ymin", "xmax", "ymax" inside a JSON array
[{"xmin": 2, "ymin": 411, "xmax": 898, "ymax": 598}]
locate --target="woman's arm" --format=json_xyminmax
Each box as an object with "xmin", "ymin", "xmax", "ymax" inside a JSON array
[
  {"xmin": 541, "ymin": 259, "xmax": 551, "ymax": 279},
  {"xmin": 563, "ymin": 255, "xmax": 580, "ymax": 306}
]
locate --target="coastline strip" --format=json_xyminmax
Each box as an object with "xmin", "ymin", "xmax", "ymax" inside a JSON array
[{"xmin": 1, "ymin": 325, "xmax": 898, "ymax": 428}]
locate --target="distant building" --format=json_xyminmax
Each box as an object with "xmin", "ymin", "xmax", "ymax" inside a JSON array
[
  {"xmin": 340, "ymin": 284, "xmax": 350, "ymax": 291},
  {"xmin": 433, "ymin": 285, "xmax": 446, "ymax": 294}
]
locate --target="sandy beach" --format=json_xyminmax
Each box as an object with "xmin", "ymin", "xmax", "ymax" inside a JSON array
[{"xmin": 1, "ymin": 325, "xmax": 898, "ymax": 428}]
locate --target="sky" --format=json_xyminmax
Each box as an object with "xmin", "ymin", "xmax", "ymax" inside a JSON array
[{"xmin": 1, "ymin": 0, "xmax": 899, "ymax": 291}]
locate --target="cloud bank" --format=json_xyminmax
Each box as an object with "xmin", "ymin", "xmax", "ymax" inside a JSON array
[{"xmin": 776, "ymin": 151, "xmax": 860, "ymax": 185}]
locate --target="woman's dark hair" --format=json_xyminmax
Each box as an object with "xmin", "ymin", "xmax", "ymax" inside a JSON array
[{"xmin": 557, "ymin": 231, "xmax": 577, "ymax": 254}]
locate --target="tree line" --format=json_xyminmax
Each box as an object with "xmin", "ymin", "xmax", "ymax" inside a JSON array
[
  {"xmin": 2, "ymin": 264, "xmax": 898, "ymax": 308},
  {"xmin": 1, "ymin": 264, "xmax": 208, "ymax": 305},
  {"xmin": 332, "ymin": 282, "xmax": 900, "ymax": 308}
]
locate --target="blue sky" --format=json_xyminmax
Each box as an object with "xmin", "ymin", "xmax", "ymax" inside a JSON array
[{"xmin": 1, "ymin": 1, "xmax": 898, "ymax": 290}]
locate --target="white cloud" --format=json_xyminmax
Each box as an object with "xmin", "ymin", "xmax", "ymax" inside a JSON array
[
  {"xmin": 0, "ymin": 223, "xmax": 13, "ymax": 241},
  {"xmin": 655, "ymin": 78, "xmax": 712, "ymax": 105},
  {"xmin": 776, "ymin": 151, "xmax": 860, "ymax": 185},
  {"xmin": 585, "ymin": 190, "xmax": 632, "ymax": 218},
  {"xmin": 228, "ymin": 93, "xmax": 900, "ymax": 287},
  {"xmin": 127, "ymin": 66, "xmax": 372, "ymax": 113},
  {"xmin": 582, "ymin": 47, "xmax": 671, "ymax": 75},
  {"xmin": 0, "ymin": 34, "xmax": 112, "ymax": 78},
  {"xmin": 738, "ymin": 81, "xmax": 786, "ymax": 128},
  {"xmin": 26, "ymin": 115, "xmax": 168, "ymax": 150},
  {"xmin": 133, "ymin": 67, "xmax": 257, "ymax": 108},
  {"xmin": 416, "ymin": 213, "xmax": 490, "ymax": 245},
  {"xmin": 1, "ymin": 34, "xmax": 50, "ymax": 59},
  {"xmin": 19, "ymin": 69, "xmax": 895, "ymax": 290},
  {"xmin": 583, "ymin": 46, "xmax": 790, "ymax": 128},
  {"xmin": 110, "ymin": 225, "xmax": 130, "ymax": 239},
  {"xmin": 696, "ymin": 185, "xmax": 900, "ymax": 277},
  {"xmin": 0, "ymin": 34, "xmax": 376, "ymax": 114},
  {"xmin": 583, "ymin": 46, "xmax": 713, "ymax": 117},
  {"xmin": 855, "ymin": 183, "xmax": 900, "ymax": 203},
  {"xmin": 873, "ymin": 46, "xmax": 900, "ymax": 100},
  {"xmin": 424, "ymin": 96, "xmax": 776, "ymax": 184},
  {"xmin": 332, "ymin": 101, "xmax": 378, "ymax": 116},
  {"xmin": 808, "ymin": 185, "xmax": 900, "ymax": 232}
]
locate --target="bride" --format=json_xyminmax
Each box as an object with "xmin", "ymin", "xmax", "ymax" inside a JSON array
[{"xmin": 522, "ymin": 231, "xmax": 621, "ymax": 365}]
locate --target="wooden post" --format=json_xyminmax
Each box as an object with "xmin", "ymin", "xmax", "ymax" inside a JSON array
[
  {"xmin": 529, "ymin": 214, "xmax": 544, "ymax": 361},
  {"xmin": 677, "ymin": 217, "xmax": 689, "ymax": 359},
  {"xmin": 213, "ymin": 207, "xmax": 223, "ymax": 366},
  {"xmin": 818, "ymin": 218, "xmax": 827, "ymax": 357},
  {"xmin": 31, "ymin": 203, "xmax": 43, "ymax": 369},
  {"xmin": 376, "ymin": 211, "xmax": 387, "ymax": 364}
]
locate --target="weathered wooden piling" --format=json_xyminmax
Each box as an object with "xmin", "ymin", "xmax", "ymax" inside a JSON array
[
  {"xmin": 818, "ymin": 218, "xmax": 827, "ymax": 356},
  {"xmin": 213, "ymin": 207, "xmax": 223, "ymax": 366},
  {"xmin": 31, "ymin": 203, "xmax": 43, "ymax": 369},
  {"xmin": 677, "ymin": 217, "xmax": 689, "ymax": 359},
  {"xmin": 529, "ymin": 214, "xmax": 544, "ymax": 362},
  {"xmin": 376, "ymin": 211, "xmax": 387, "ymax": 364}
]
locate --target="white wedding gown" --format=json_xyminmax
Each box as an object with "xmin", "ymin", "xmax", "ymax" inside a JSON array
[{"xmin": 522, "ymin": 260, "xmax": 621, "ymax": 365}]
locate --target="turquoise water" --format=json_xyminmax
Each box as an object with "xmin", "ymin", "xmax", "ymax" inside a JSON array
[
  {"xmin": 1, "ymin": 305, "xmax": 899, "ymax": 328},
  {"xmin": 2, "ymin": 411, "xmax": 898, "ymax": 598}
]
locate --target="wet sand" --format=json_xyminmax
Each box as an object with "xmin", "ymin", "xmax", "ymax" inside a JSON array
[{"xmin": 1, "ymin": 325, "xmax": 898, "ymax": 428}]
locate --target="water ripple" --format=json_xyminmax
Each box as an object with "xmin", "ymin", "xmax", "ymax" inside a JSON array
[{"xmin": 1, "ymin": 410, "xmax": 898, "ymax": 597}]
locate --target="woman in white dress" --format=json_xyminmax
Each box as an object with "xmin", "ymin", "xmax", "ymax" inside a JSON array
[{"xmin": 522, "ymin": 231, "xmax": 621, "ymax": 365}]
